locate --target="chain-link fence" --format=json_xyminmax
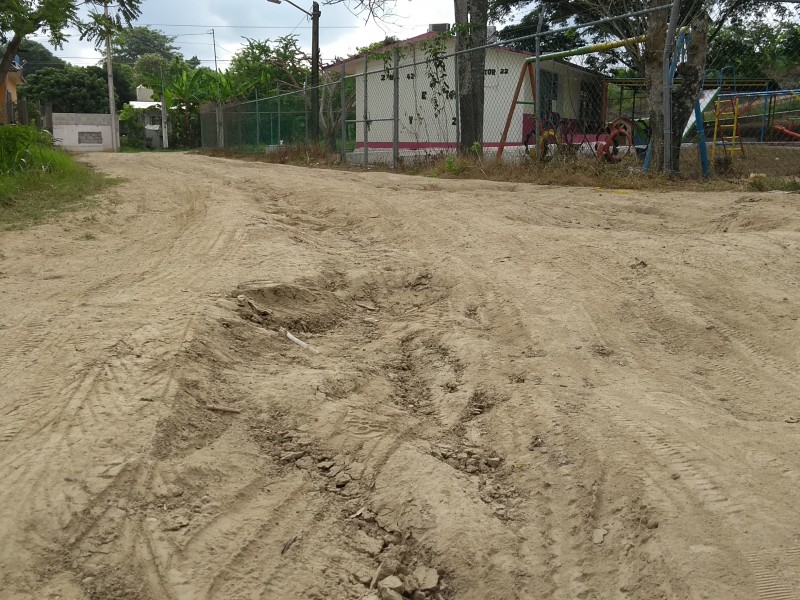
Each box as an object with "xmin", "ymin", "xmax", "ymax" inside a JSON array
[{"xmin": 202, "ymin": 3, "xmax": 800, "ymax": 180}]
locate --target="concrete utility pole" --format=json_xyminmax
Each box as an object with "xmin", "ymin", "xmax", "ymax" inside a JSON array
[
  {"xmin": 159, "ymin": 65, "xmax": 169, "ymax": 149},
  {"xmin": 103, "ymin": 2, "xmax": 118, "ymax": 152},
  {"xmin": 211, "ymin": 28, "xmax": 224, "ymax": 148},
  {"xmin": 266, "ymin": 0, "xmax": 321, "ymax": 143}
]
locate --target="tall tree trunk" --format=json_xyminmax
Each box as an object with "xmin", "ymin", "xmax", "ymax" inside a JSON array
[
  {"xmin": 644, "ymin": 2, "xmax": 668, "ymax": 172},
  {"xmin": 671, "ymin": 14, "xmax": 709, "ymax": 173},
  {"xmin": 0, "ymin": 32, "xmax": 24, "ymax": 91},
  {"xmin": 454, "ymin": 0, "xmax": 488, "ymax": 155}
]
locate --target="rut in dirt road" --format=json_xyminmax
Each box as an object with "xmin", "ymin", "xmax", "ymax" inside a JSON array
[{"xmin": 0, "ymin": 153, "xmax": 799, "ymax": 600}]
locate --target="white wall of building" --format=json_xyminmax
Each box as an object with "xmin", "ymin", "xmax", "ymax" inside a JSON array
[
  {"xmin": 52, "ymin": 113, "xmax": 114, "ymax": 152},
  {"xmin": 342, "ymin": 37, "xmax": 602, "ymax": 150}
]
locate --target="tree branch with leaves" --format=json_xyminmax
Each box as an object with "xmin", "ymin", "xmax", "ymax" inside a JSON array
[{"xmin": 0, "ymin": 0, "xmax": 142, "ymax": 91}]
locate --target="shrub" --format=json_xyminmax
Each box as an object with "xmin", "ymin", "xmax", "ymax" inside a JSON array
[
  {"xmin": 119, "ymin": 104, "xmax": 147, "ymax": 149},
  {"xmin": 0, "ymin": 125, "xmax": 61, "ymax": 173}
]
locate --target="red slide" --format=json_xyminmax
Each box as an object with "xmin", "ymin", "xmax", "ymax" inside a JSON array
[{"xmin": 773, "ymin": 125, "xmax": 800, "ymax": 140}]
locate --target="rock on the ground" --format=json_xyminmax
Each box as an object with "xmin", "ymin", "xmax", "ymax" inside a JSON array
[
  {"xmin": 354, "ymin": 530, "xmax": 384, "ymax": 557},
  {"xmin": 377, "ymin": 558, "xmax": 401, "ymax": 580},
  {"xmin": 593, "ymin": 528, "xmax": 607, "ymax": 544},
  {"xmin": 413, "ymin": 565, "xmax": 439, "ymax": 591},
  {"xmin": 334, "ymin": 471, "xmax": 352, "ymax": 487},
  {"xmin": 295, "ymin": 456, "xmax": 315, "ymax": 470},
  {"xmin": 378, "ymin": 575, "xmax": 404, "ymax": 594},
  {"xmin": 347, "ymin": 461, "xmax": 366, "ymax": 480},
  {"xmin": 280, "ymin": 451, "xmax": 305, "ymax": 463}
]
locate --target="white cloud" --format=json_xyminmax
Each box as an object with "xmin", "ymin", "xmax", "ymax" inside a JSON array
[{"xmin": 32, "ymin": 0, "xmax": 457, "ymax": 68}]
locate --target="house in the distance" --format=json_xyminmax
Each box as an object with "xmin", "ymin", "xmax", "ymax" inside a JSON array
[
  {"xmin": 127, "ymin": 85, "xmax": 165, "ymax": 148},
  {"xmin": 327, "ymin": 26, "xmax": 604, "ymax": 160},
  {"xmin": 1, "ymin": 56, "xmax": 25, "ymax": 125}
]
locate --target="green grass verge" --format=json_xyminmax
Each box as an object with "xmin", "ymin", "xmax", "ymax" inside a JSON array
[
  {"xmin": 0, "ymin": 148, "xmax": 115, "ymax": 231},
  {"xmin": 748, "ymin": 176, "xmax": 800, "ymax": 192}
]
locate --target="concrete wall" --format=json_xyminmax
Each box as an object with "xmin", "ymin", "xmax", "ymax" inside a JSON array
[
  {"xmin": 347, "ymin": 38, "xmax": 602, "ymax": 150},
  {"xmin": 53, "ymin": 113, "xmax": 115, "ymax": 152}
]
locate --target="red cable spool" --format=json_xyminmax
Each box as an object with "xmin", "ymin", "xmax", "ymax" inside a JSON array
[{"xmin": 599, "ymin": 127, "xmax": 633, "ymax": 163}]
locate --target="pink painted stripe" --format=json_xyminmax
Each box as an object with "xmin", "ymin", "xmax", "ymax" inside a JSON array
[{"xmin": 355, "ymin": 142, "xmax": 522, "ymax": 150}]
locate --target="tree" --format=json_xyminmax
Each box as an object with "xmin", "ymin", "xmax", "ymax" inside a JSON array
[
  {"xmin": 496, "ymin": 5, "xmax": 614, "ymax": 72},
  {"xmin": 491, "ymin": 0, "xmax": 795, "ymax": 171},
  {"xmin": 228, "ymin": 36, "xmax": 311, "ymax": 95},
  {"xmin": 355, "ymin": 36, "xmax": 398, "ymax": 55},
  {"xmin": 0, "ymin": 1, "xmax": 142, "ymax": 92},
  {"xmin": 112, "ymin": 26, "xmax": 179, "ymax": 64},
  {"xmin": 163, "ymin": 67, "xmax": 211, "ymax": 147},
  {"xmin": 0, "ymin": 39, "xmax": 65, "ymax": 77},
  {"xmin": 113, "ymin": 62, "xmax": 137, "ymax": 106},
  {"xmin": 118, "ymin": 103, "xmax": 146, "ymax": 147},
  {"xmin": 133, "ymin": 53, "xmax": 172, "ymax": 89},
  {"xmin": 455, "ymin": 0, "xmax": 490, "ymax": 154},
  {"xmin": 22, "ymin": 63, "xmax": 135, "ymax": 112},
  {"xmin": 708, "ymin": 21, "xmax": 800, "ymax": 85},
  {"xmin": 23, "ymin": 65, "xmax": 109, "ymax": 113}
]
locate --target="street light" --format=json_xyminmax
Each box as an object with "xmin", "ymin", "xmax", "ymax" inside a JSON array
[{"xmin": 267, "ymin": 0, "xmax": 321, "ymax": 144}]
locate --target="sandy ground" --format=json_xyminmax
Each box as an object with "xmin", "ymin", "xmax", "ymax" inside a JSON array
[{"xmin": 1, "ymin": 153, "xmax": 799, "ymax": 600}]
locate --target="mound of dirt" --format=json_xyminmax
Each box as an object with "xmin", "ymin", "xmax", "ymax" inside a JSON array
[{"xmin": 236, "ymin": 282, "xmax": 347, "ymax": 333}]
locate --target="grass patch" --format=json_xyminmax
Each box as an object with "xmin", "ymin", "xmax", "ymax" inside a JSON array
[
  {"xmin": 747, "ymin": 176, "xmax": 800, "ymax": 192},
  {"xmin": 0, "ymin": 141, "xmax": 114, "ymax": 231},
  {"xmin": 200, "ymin": 143, "xmax": 800, "ymax": 193},
  {"xmin": 199, "ymin": 145, "xmax": 739, "ymax": 192}
]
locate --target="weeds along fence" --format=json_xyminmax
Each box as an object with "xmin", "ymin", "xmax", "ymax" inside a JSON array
[{"xmin": 201, "ymin": 3, "xmax": 800, "ymax": 180}]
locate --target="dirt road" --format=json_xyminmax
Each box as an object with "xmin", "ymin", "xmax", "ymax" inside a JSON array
[{"xmin": 1, "ymin": 153, "xmax": 799, "ymax": 600}]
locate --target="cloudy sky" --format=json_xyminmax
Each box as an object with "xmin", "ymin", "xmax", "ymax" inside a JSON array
[{"xmin": 28, "ymin": 0, "xmax": 463, "ymax": 69}]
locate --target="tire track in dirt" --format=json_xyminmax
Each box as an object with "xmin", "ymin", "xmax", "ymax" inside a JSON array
[
  {"xmin": 0, "ymin": 159, "xmax": 262, "ymax": 598},
  {"xmin": 4, "ymin": 155, "xmax": 800, "ymax": 599},
  {"xmin": 746, "ymin": 547, "xmax": 800, "ymax": 600}
]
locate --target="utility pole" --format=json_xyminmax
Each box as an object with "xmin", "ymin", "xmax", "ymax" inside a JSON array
[
  {"xmin": 211, "ymin": 28, "xmax": 224, "ymax": 148},
  {"xmin": 103, "ymin": 2, "xmax": 118, "ymax": 152},
  {"xmin": 266, "ymin": 0, "xmax": 320, "ymax": 144},
  {"xmin": 310, "ymin": 1, "xmax": 320, "ymax": 144},
  {"xmin": 159, "ymin": 64, "xmax": 169, "ymax": 149}
]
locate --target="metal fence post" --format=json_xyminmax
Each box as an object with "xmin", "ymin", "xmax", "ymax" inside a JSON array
[
  {"xmin": 392, "ymin": 47, "xmax": 400, "ymax": 169},
  {"xmin": 534, "ymin": 11, "xmax": 544, "ymax": 153},
  {"xmin": 216, "ymin": 105, "xmax": 225, "ymax": 149},
  {"xmin": 454, "ymin": 53, "xmax": 460, "ymax": 147},
  {"xmin": 277, "ymin": 92, "xmax": 281, "ymax": 145},
  {"xmin": 341, "ymin": 62, "xmax": 347, "ymax": 163},
  {"xmin": 363, "ymin": 57, "xmax": 369, "ymax": 168},
  {"xmin": 255, "ymin": 88, "xmax": 260, "ymax": 149},
  {"xmin": 662, "ymin": 0, "xmax": 681, "ymax": 173},
  {"xmin": 304, "ymin": 80, "xmax": 309, "ymax": 145}
]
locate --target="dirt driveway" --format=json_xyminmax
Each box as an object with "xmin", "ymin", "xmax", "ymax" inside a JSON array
[{"xmin": 1, "ymin": 153, "xmax": 799, "ymax": 600}]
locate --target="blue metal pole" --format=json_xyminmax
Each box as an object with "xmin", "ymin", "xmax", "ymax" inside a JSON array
[{"xmin": 694, "ymin": 100, "xmax": 710, "ymax": 178}]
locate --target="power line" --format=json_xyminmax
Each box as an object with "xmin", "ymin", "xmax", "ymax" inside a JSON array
[
  {"xmin": 28, "ymin": 57, "xmax": 235, "ymax": 63},
  {"xmin": 140, "ymin": 23, "xmax": 359, "ymax": 29}
]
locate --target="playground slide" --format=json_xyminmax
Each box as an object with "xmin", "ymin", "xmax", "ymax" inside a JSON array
[
  {"xmin": 774, "ymin": 125, "xmax": 800, "ymax": 140},
  {"xmin": 683, "ymin": 88, "xmax": 720, "ymax": 140}
]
